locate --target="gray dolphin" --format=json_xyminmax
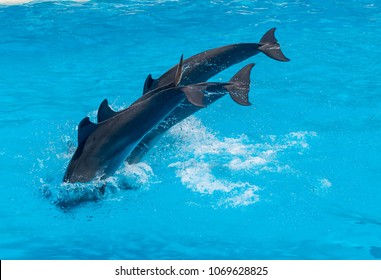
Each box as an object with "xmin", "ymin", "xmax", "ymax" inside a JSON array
[
  {"xmin": 125, "ymin": 28, "xmax": 288, "ymax": 164},
  {"xmin": 125, "ymin": 63, "xmax": 255, "ymax": 164},
  {"xmin": 142, "ymin": 28, "xmax": 289, "ymax": 94},
  {"xmin": 63, "ymin": 86, "xmax": 205, "ymax": 183},
  {"xmin": 63, "ymin": 63, "xmax": 252, "ymax": 183}
]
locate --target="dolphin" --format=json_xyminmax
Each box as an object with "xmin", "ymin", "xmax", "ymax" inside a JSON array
[
  {"xmin": 63, "ymin": 85, "xmax": 205, "ymax": 183},
  {"xmin": 142, "ymin": 27, "xmax": 289, "ymax": 94},
  {"xmin": 63, "ymin": 63, "xmax": 252, "ymax": 183},
  {"xmin": 125, "ymin": 63, "xmax": 255, "ymax": 164},
  {"xmin": 124, "ymin": 28, "xmax": 288, "ymax": 163}
]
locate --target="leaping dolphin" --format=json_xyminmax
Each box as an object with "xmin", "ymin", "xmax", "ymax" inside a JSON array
[
  {"xmin": 126, "ymin": 63, "xmax": 255, "ymax": 164},
  {"xmin": 126, "ymin": 28, "xmax": 289, "ymax": 163},
  {"xmin": 142, "ymin": 28, "xmax": 289, "ymax": 94},
  {"xmin": 63, "ymin": 63, "xmax": 253, "ymax": 183},
  {"xmin": 63, "ymin": 86, "xmax": 204, "ymax": 183}
]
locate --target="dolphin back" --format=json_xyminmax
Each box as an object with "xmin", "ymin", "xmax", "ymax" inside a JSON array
[{"xmin": 142, "ymin": 28, "xmax": 289, "ymax": 94}]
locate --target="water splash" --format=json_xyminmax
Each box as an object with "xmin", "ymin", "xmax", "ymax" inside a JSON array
[
  {"xmin": 33, "ymin": 132, "xmax": 156, "ymax": 209},
  {"xmin": 34, "ymin": 115, "xmax": 319, "ymax": 208},
  {"xmin": 166, "ymin": 116, "xmax": 318, "ymax": 207}
]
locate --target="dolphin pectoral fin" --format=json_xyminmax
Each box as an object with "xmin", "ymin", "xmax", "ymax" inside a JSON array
[
  {"xmin": 97, "ymin": 99, "xmax": 118, "ymax": 123},
  {"xmin": 143, "ymin": 74, "xmax": 157, "ymax": 95},
  {"xmin": 126, "ymin": 142, "xmax": 149, "ymax": 165},
  {"xmin": 78, "ymin": 117, "xmax": 98, "ymax": 145},
  {"xmin": 182, "ymin": 86, "xmax": 206, "ymax": 107},
  {"xmin": 258, "ymin": 28, "xmax": 290, "ymax": 62},
  {"xmin": 224, "ymin": 63, "xmax": 254, "ymax": 106}
]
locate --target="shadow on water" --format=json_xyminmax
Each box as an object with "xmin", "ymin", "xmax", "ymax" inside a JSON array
[{"xmin": 370, "ymin": 247, "xmax": 381, "ymax": 259}]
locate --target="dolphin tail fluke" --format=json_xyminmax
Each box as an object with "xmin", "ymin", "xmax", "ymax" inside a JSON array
[
  {"xmin": 224, "ymin": 63, "xmax": 254, "ymax": 106},
  {"xmin": 258, "ymin": 28, "xmax": 290, "ymax": 62}
]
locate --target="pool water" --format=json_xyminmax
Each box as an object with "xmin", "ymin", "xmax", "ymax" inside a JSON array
[{"xmin": 0, "ymin": 0, "xmax": 380, "ymax": 259}]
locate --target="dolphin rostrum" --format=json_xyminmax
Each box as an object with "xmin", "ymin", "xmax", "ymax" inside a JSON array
[
  {"xmin": 63, "ymin": 63, "xmax": 252, "ymax": 183},
  {"xmin": 142, "ymin": 28, "xmax": 289, "ymax": 94}
]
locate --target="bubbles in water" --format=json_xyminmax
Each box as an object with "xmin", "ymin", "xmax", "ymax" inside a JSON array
[
  {"xmin": 115, "ymin": 161, "xmax": 157, "ymax": 188},
  {"xmin": 320, "ymin": 178, "xmax": 332, "ymax": 188}
]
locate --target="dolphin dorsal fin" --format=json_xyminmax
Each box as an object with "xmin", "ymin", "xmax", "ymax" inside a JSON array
[
  {"xmin": 174, "ymin": 54, "xmax": 184, "ymax": 86},
  {"xmin": 97, "ymin": 99, "xmax": 118, "ymax": 123},
  {"xmin": 78, "ymin": 117, "xmax": 97, "ymax": 145},
  {"xmin": 142, "ymin": 74, "xmax": 156, "ymax": 95},
  {"xmin": 141, "ymin": 55, "xmax": 185, "ymax": 96},
  {"xmin": 151, "ymin": 54, "xmax": 184, "ymax": 92}
]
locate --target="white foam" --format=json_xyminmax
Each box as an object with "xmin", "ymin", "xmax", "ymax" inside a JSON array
[
  {"xmin": 169, "ymin": 159, "xmax": 260, "ymax": 207},
  {"xmin": 116, "ymin": 161, "xmax": 156, "ymax": 187},
  {"xmin": 167, "ymin": 116, "xmax": 319, "ymax": 207},
  {"xmin": 225, "ymin": 156, "xmax": 267, "ymax": 171},
  {"xmin": 320, "ymin": 178, "xmax": 332, "ymax": 188},
  {"xmin": 169, "ymin": 159, "xmax": 232, "ymax": 194},
  {"xmin": 0, "ymin": 0, "xmax": 32, "ymax": 4},
  {"xmin": 0, "ymin": 0, "xmax": 89, "ymax": 6},
  {"xmin": 224, "ymin": 186, "xmax": 260, "ymax": 207}
]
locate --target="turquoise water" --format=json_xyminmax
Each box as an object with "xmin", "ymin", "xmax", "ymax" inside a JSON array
[{"xmin": 1, "ymin": 0, "xmax": 380, "ymax": 259}]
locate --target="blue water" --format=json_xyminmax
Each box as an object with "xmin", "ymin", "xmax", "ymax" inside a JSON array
[{"xmin": 1, "ymin": 0, "xmax": 380, "ymax": 260}]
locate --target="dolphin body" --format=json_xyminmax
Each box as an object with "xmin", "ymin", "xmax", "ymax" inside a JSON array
[
  {"xmin": 125, "ymin": 28, "xmax": 289, "ymax": 164},
  {"xmin": 126, "ymin": 63, "xmax": 254, "ymax": 164},
  {"xmin": 63, "ymin": 84, "xmax": 206, "ymax": 183},
  {"xmin": 63, "ymin": 64, "xmax": 253, "ymax": 183},
  {"xmin": 142, "ymin": 28, "xmax": 289, "ymax": 94}
]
